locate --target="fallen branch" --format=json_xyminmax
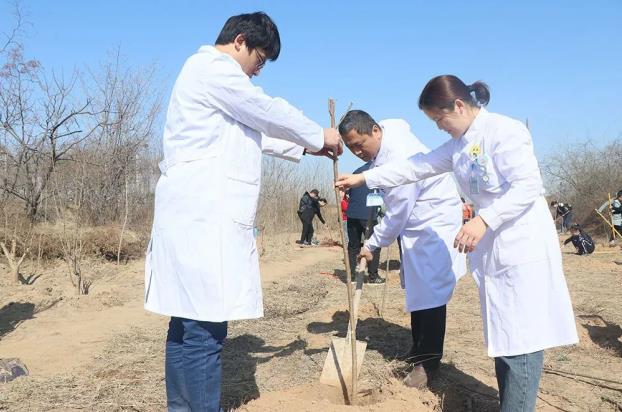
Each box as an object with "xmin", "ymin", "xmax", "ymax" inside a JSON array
[{"xmin": 543, "ymin": 367, "xmax": 622, "ymax": 392}]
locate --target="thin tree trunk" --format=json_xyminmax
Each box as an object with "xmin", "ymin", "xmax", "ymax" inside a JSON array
[{"xmin": 117, "ymin": 174, "xmax": 129, "ymax": 265}]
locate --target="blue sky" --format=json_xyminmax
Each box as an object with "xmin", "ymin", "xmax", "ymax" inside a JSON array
[{"xmin": 2, "ymin": 0, "xmax": 621, "ymax": 174}]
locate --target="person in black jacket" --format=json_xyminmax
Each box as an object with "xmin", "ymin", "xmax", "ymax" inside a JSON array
[
  {"xmin": 297, "ymin": 189, "xmax": 325, "ymax": 246},
  {"xmin": 551, "ymin": 201, "xmax": 573, "ymax": 233},
  {"xmin": 563, "ymin": 224, "xmax": 595, "ymax": 255}
]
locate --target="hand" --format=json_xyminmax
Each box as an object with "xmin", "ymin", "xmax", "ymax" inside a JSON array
[
  {"xmin": 454, "ymin": 216, "xmax": 488, "ymax": 253},
  {"xmin": 309, "ymin": 128, "xmax": 342, "ymax": 159},
  {"xmin": 307, "ymin": 144, "xmax": 342, "ymax": 160},
  {"xmin": 357, "ymin": 246, "xmax": 373, "ymax": 262},
  {"xmin": 335, "ymin": 173, "xmax": 365, "ymax": 190}
]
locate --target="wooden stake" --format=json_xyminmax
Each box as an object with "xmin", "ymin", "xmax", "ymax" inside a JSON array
[
  {"xmin": 608, "ymin": 193, "xmax": 616, "ymax": 240},
  {"xmin": 329, "ymin": 98, "xmax": 358, "ymax": 404},
  {"xmin": 379, "ymin": 245, "xmax": 391, "ymax": 318},
  {"xmin": 595, "ymin": 208, "xmax": 622, "ymax": 239}
]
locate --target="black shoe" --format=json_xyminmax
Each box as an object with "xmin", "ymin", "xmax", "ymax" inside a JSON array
[
  {"xmin": 367, "ymin": 276, "xmax": 385, "ymax": 285},
  {"xmin": 295, "ymin": 240, "xmax": 302, "ymax": 244}
]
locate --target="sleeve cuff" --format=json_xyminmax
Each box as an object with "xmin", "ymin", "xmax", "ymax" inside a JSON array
[
  {"xmin": 478, "ymin": 206, "xmax": 503, "ymax": 231},
  {"xmin": 364, "ymin": 239, "xmax": 378, "ymax": 252},
  {"xmin": 307, "ymin": 128, "xmax": 324, "ymax": 153}
]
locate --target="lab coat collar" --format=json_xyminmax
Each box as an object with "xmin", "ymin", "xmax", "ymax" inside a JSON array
[
  {"xmin": 462, "ymin": 107, "xmax": 489, "ymax": 143},
  {"xmin": 197, "ymin": 45, "xmax": 244, "ymax": 72},
  {"xmin": 372, "ymin": 124, "xmax": 390, "ymax": 167}
]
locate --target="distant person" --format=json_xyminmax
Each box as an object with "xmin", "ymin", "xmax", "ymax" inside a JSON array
[
  {"xmin": 564, "ymin": 224, "xmax": 595, "ymax": 255},
  {"xmin": 297, "ymin": 189, "xmax": 325, "ymax": 246},
  {"xmin": 346, "ymin": 162, "xmax": 383, "ymax": 284},
  {"xmin": 336, "ymin": 75, "xmax": 578, "ymax": 412},
  {"xmin": 461, "ymin": 197, "xmax": 474, "ymax": 224},
  {"xmin": 340, "ymin": 190, "xmax": 349, "ymax": 244},
  {"xmin": 144, "ymin": 12, "xmax": 341, "ymax": 412},
  {"xmin": 551, "ymin": 200, "xmax": 573, "ymax": 233},
  {"xmin": 610, "ymin": 191, "xmax": 622, "ymax": 245}
]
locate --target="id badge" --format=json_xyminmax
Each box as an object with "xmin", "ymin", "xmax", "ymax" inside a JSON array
[
  {"xmin": 366, "ymin": 190, "xmax": 384, "ymax": 207},
  {"xmin": 469, "ymin": 165, "xmax": 479, "ymax": 195}
]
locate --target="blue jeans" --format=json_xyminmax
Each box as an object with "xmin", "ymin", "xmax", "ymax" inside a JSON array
[
  {"xmin": 166, "ymin": 317, "xmax": 228, "ymax": 412},
  {"xmin": 495, "ymin": 350, "xmax": 544, "ymax": 412}
]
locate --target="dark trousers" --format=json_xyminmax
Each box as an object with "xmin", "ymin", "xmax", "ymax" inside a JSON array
[
  {"xmin": 347, "ymin": 218, "xmax": 380, "ymax": 278},
  {"xmin": 166, "ymin": 317, "xmax": 228, "ymax": 412},
  {"xmin": 410, "ymin": 305, "xmax": 446, "ymax": 372},
  {"xmin": 298, "ymin": 212, "xmax": 314, "ymax": 243},
  {"xmin": 561, "ymin": 212, "xmax": 573, "ymax": 232}
]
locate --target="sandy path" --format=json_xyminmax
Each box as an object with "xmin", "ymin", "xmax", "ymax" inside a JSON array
[{"xmin": 0, "ymin": 243, "xmax": 343, "ymax": 377}]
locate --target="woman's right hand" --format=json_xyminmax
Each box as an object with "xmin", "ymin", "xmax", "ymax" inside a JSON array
[{"xmin": 335, "ymin": 174, "xmax": 365, "ymax": 190}]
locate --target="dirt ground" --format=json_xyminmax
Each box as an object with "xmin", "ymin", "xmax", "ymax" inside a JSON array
[{"xmin": 0, "ymin": 231, "xmax": 620, "ymax": 411}]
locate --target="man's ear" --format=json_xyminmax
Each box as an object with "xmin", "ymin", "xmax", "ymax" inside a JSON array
[{"xmin": 233, "ymin": 33, "xmax": 246, "ymax": 51}]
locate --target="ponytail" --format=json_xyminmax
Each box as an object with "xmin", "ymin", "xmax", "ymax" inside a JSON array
[{"xmin": 469, "ymin": 81, "xmax": 490, "ymax": 106}]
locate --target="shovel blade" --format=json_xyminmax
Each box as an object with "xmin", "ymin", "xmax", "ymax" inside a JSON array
[{"xmin": 320, "ymin": 337, "xmax": 367, "ymax": 387}]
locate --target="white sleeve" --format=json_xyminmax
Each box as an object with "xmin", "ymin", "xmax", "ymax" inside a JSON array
[
  {"xmin": 597, "ymin": 200, "xmax": 610, "ymax": 213},
  {"xmin": 365, "ymin": 182, "xmax": 420, "ymax": 251},
  {"xmin": 203, "ymin": 60, "xmax": 324, "ymax": 152},
  {"xmin": 363, "ymin": 139, "xmax": 454, "ymax": 189},
  {"xmin": 261, "ymin": 135, "xmax": 304, "ymax": 162},
  {"xmin": 477, "ymin": 122, "xmax": 544, "ymax": 231}
]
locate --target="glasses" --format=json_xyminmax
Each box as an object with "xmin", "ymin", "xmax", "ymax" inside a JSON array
[{"xmin": 254, "ymin": 49, "xmax": 266, "ymax": 70}]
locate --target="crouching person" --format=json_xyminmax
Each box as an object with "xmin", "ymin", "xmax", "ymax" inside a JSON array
[{"xmin": 564, "ymin": 224, "xmax": 595, "ymax": 255}]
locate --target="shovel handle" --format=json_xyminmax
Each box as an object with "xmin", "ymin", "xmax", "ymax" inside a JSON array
[{"xmin": 357, "ymin": 257, "xmax": 367, "ymax": 272}]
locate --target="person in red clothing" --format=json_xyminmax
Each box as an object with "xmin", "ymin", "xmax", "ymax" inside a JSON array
[
  {"xmin": 461, "ymin": 197, "xmax": 473, "ymax": 224},
  {"xmin": 340, "ymin": 190, "xmax": 349, "ymax": 244}
]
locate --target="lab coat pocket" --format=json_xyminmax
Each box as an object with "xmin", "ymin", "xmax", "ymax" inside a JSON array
[
  {"xmin": 494, "ymin": 224, "xmax": 547, "ymax": 267},
  {"xmin": 225, "ymin": 175, "xmax": 260, "ymax": 227}
]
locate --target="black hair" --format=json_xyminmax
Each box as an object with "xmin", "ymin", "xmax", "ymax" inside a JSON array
[
  {"xmin": 338, "ymin": 110, "xmax": 380, "ymax": 137},
  {"xmin": 617, "ymin": 190, "xmax": 622, "ymax": 198},
  {"xmin": 310, "ymin": 189, "xmax": 319, "ymax": 195},
  {"xmin": 419, "ymin": 75, "xmax": 490, "ymax": 111},
  {"xmin": 215, "ymin": 12, "xmax": 281, "ymax": 60}
]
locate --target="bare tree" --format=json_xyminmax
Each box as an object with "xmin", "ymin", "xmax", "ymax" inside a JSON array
[
  {"xmin": 0, "ymin": 45, "xmax": 101, "ymax": 220},
  {"xmin": 76, "ymin": 50, "xmax": 162, "ymax": 227},
  {"xmin": 52, "ymin": 162, "xmax": 91, "ymax": 295},
  {"xmin": 542, "ymin": 139, "xmax": 622, "ymax": 226},
  {"xmin": 0, "ymin": 0, "xmax": 24, "ymax": 56},
  {"xmin": 0, "ymin": 238, "xmax": 28, "ymax": 283}
]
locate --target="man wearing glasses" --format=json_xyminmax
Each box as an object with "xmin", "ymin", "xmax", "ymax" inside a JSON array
[{"xmin": 144, "ymin": 12, "xmax": 341, "ymax": 412}]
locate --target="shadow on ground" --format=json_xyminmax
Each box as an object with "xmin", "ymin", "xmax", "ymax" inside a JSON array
[{"xmin": 308, "ymin": 310, "xmax": 499, "ymax": 411}]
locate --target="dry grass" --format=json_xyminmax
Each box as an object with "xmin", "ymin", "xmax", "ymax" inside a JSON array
[{"xmin": 0, "ymin": 236, "xmax": 621, "ymax": 411}]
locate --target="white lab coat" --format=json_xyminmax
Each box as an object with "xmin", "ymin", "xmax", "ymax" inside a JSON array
[
  {"xmin": 144, "ymin": 45, "xmax": 324, "ymax": 322},
  {"xmin": 366, "ymin": 119, "xmax": 466, "ymax": 312},
  {"xmin": 364, "ymin": 108, "xmax": 578, "ymax": 357}
]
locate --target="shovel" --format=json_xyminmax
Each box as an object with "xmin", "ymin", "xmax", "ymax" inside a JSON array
[{"xmin": 320, "ymin": 258, "xmax": 367, "ymax": 393}]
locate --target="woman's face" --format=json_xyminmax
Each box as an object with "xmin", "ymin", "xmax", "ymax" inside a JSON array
[{"xmin": 423, "ymin": 100, "xmax": 477, "ymax": 139}]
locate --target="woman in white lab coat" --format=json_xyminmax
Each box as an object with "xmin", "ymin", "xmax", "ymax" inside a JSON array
[{"xmin": 336, "ymin": 75, "xmax": 578, "ymax": 412}]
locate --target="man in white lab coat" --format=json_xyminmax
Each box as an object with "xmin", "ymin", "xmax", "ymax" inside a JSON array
[
  {"xmin": 144, "ymin": 12, "xmax": 341, "ymax": 411},
  {"xmin": 338, "ymin": 110, "xmax": 466, "ymax": 388}
]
